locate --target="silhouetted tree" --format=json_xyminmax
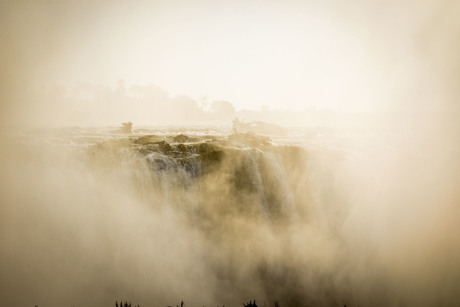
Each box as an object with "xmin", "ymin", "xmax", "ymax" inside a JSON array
[{"xmin": 243, "ymin": 299, "xmax": 258, "ymax": 307}]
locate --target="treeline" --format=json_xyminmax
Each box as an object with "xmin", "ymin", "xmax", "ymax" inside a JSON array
[
  {"xmin": 10, "ymin": 81, "xmax": 362, "ymax": 127},
  {"xmin": 35, "ymin": 299, "xmax": 281, "ymax": 307},
  {"xmin": 13, "ymin": 82, "xmax": 236, "ymax": 126}
]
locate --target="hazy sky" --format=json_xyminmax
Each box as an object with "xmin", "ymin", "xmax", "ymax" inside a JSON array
[{"xmin": 2, "ymin": 0, "xmax": 460, "ymax": 113}]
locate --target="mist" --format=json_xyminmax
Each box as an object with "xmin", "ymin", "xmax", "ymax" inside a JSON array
[{"xmin": 1, "ymin": 0, "xmax": 460, "ymax": 306}]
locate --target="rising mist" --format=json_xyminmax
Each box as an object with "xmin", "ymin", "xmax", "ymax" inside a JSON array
[
  {"xmin": 1, "ymin": 118, "xmax": 459, "ymax": 306},
  {"xmin": 1, "ymin": 1, "xmax": 460, "ymax": 306}
]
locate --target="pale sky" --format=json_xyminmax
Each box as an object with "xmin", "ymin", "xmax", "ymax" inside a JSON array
[{"xmin": 2, "ymin": 0, "xmax": 460, "ymax": 114}]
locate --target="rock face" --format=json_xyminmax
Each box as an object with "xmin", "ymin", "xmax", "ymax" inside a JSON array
[
  {"xmin": 173, "ymin": 134, "xmax": 189, "ymax": 143},
  {"xmin": 87, "ymin": 133, "xmax": 308, "ymax": 222}
]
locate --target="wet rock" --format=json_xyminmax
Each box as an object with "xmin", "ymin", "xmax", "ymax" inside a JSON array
[
  {"xmin": 155, "ymin": 140, "xmax": 172, "ymax": 153},
  {"xmin": 133, "ymin": 135, "xmax": 163, "ymax": 145},
  {"xmin": 173, "ymin": 134, "xmax": 189, "ymax": 143}
]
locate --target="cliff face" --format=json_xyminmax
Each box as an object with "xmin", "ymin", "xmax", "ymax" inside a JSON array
[{"xmin": 87, "ymin": 133, "xmax": 310, "ymax": 224}]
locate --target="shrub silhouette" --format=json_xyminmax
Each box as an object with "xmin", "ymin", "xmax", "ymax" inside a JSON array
[
  {"xmin": 115, "ymin": 301, "xmax": 140, "ymax": 307},
  {"xmin": 243, "ymin": 299, "xmax": 258, "ymax": 307}
]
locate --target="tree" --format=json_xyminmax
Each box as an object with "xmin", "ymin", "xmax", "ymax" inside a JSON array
[{"xmin": 211, "ymin": 100, "xmax": 235, "ymax": 120}]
